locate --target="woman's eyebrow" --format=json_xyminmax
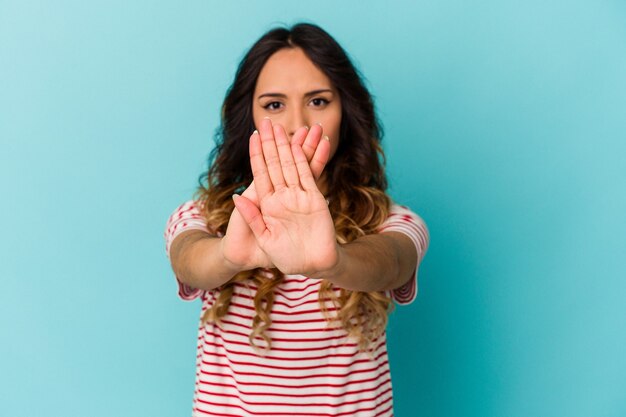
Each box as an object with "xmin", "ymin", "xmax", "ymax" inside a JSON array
[{"xmin": 257, "ymin": 89, "xmax": 334, "ymax": 100}]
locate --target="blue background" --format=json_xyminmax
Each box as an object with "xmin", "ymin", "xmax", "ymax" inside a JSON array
[{"xmin": 1, "ymin": 1, "xmax": 625, "ymax": 416}]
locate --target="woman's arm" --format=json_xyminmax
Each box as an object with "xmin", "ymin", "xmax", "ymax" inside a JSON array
[
  {"xmin": 169, "ymin": 230, "xmax": 240, "ymax": 291},
  {"xmin": 165, "ymin": 184, "xmax": 273, "ymax": 293},
  {"xmin": 312, "ymin": 231, "xmax": 417, "ymax": 292}
]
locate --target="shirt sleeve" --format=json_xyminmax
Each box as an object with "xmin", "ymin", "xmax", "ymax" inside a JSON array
[
  {"xmin": 378, "ymin": 203, "xmax": 430, "ymax": 305},
  {"xmin": 164, "ymin": 200, "xmax": 210, "ymax": 301}
]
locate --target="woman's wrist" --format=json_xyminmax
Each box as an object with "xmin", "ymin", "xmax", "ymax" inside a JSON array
[
  {"xmin": 307, "ymin": 243, "xmax": 345, "ymax": 283},
  {"xmin": 170, "ymin": 234, "xmax": 239, "ymax": 291},
  {"xmin": 218, "ymin": 236, "xmax": 249, "ymax": 275}
]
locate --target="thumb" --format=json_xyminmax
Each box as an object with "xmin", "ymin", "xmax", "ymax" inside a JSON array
[{"xmin": 232, "ymin": 194, "xmax": 267, "ymax": 239}]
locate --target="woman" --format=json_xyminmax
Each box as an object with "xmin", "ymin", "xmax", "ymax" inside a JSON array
[{"xmin": 165, "ymin": 22, "xmax": 429, "ymax": 417}]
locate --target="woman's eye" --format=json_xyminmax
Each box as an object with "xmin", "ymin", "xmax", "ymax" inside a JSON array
[
  {"xmin": 264, "ymin": 102, "xmax": 283, "ymax": 111},
  {"xmin": 310, "ymin": 98, "xmax": 329, "ymax": 107}
]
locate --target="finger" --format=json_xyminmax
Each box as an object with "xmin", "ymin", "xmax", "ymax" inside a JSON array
[
  {"xmin": 273, "ymin": 124, "xmax": 300, "ymax": 187},
  {"xmin": 240, "ymin": 180, "xmax": 258, "ymax": 204},
  {"xmin": 292, "ymin": 142, "xmax": 319, "ymax": 191},
  {"xmin": 249, "ymin": 131, "xmax": 273, "ymax": 200},
  {"xmin": 310, "ymin": 135, "xmax": 331, "ymax": 180},
  {"xmin": 290, "ymin": 125, "xmax": 310, "ymax": 148},
  {"xmin": 259, "ymin": 117, "xmax": 286, "ymax": 190},
  {"xmin": 301, "ymin": 123, "xmax": 323, "ymax": 166},
  {"xmin": 292, "ymin": 124, "xmax": 326, "ymax": 180},
  {"xmin": 232, "ymin": 194, "xmax": 267, "ymax": 240}
]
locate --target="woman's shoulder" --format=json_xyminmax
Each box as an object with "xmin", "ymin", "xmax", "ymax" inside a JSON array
[
  {"xmin": 386, "ymin": 201, "xmax": 427, "ymax": 225},
  {"xmin": 379, "ymin": 200, "xmax": 430, "ymax": 259},
  {"xmin": 164, "ymin": 199, "xmax": 210, "ymax": 255},
  {"xmin": 165, "ymin": 199, "xmax": 206, "ymax": 232},
  {"xmin": 168, "ymin": 199, "xmax": 203, "ymax": 217}
]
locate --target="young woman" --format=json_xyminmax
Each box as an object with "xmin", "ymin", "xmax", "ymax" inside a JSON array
[{"xmin": 165, "ymin": 22, "xmax": 429, "ymax": 417}]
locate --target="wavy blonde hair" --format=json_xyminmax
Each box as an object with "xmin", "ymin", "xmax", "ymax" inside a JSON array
[{"xmin": 193, "ymin": 23, "xmax": 397, "ymax": 358}]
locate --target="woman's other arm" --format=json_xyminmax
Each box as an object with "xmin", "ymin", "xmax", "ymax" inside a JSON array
[
  {"xmin": 314, "ymin": 228, "xmax": 427, "ymax": 293},
  {"xmin": 169, "ymin": 230, "xmax": 240, "ymax": 291}
]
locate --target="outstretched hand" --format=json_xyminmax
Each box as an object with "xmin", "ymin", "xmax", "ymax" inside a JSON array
[
  {"xmin": 220, "ymin": 120, "xmax": 333, "ymax": 273},
  {"xmin": 232, "ymin": 118, "xmax": 338, "ymax": 276}
]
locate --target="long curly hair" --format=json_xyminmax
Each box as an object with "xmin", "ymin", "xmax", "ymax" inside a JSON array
[{"xmin": 193, "ymin": 22, "xmax": 395, "ymax": 358}]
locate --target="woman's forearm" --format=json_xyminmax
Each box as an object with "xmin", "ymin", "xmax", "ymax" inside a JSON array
[
  {"xmin": 312, "ymin": 232, "xmax": 417, "ymax": 293},
  {"xmin": 169, "ymin": 230, "xmax": 241, "ymax": 291},
  {"xmin": 170, "ymin": 227, "xmax": 417, "ymax": 294}
]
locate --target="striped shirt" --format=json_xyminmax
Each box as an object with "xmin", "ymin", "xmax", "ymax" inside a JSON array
[{"xmin": 164, "ymin": 200, "xmax": 429, "ymax": 417}]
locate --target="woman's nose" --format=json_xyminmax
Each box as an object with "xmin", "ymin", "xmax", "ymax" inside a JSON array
[{"xmin": 286, "ymin": 108, "xmax": 308, "ymax": 138}]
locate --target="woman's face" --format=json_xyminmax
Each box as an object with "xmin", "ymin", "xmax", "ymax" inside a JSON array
[{"xmin": 252, "ymin": 47, "xmax": 342, "ymax": 160}]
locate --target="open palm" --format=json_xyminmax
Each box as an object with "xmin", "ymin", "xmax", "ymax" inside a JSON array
[
  {"xmin": 222, "ymin": 122, "xmax": 332, "ymax": 273},
  {"xmin": 233, "ymin": 119, "xmax": 337, "ymax": 276}
]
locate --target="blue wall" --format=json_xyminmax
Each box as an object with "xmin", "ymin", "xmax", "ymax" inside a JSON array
[{"xmin": 1, "ymin": 1, "xmax": 625, "ymax": 416}]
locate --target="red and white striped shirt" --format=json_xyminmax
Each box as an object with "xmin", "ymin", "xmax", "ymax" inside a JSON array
[{"xmin": 164, "ymin": 201, "xmax": 429, "ymax": 417}]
